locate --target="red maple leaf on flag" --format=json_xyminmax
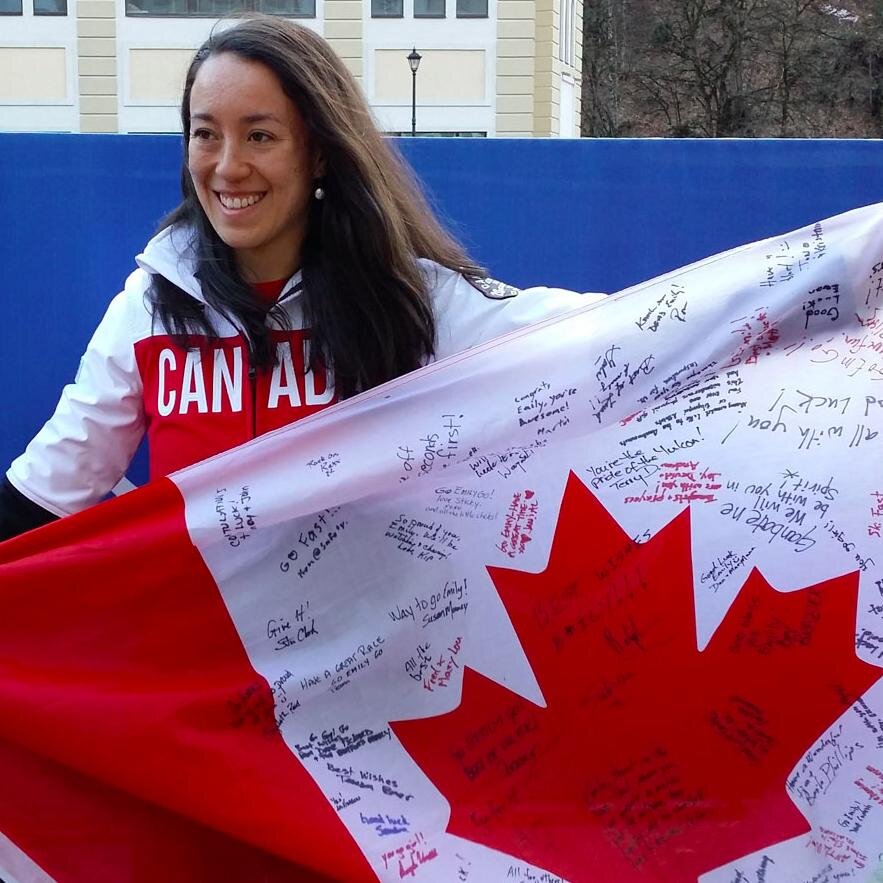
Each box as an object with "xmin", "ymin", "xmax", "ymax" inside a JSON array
[{"xmin": 392, "ymin": 473, "xmax": 882, "ymax": 882}]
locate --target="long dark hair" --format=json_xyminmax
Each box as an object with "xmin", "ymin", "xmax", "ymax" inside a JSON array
[{"xmin": 150, "ymin": 15, "xmax": 483, "ymax": 398}]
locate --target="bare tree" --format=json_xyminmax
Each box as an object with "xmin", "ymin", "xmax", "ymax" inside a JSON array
[
  {"xmin": 581, "ymin": 0, "xmax": 633, "ymax": 136},
  {"xmin": 581, "ymin": 0, "xmax": 883, "ymax": 136}
]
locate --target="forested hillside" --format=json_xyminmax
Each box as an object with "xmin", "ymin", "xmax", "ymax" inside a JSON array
[{"xmin": 581, "ymin": 0, "xmax": 883, "ymax": 136}]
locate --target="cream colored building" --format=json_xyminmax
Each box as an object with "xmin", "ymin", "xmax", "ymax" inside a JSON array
[{"xmin": 0, "ymin": 0, "xmax": 581, "ymax": 136}]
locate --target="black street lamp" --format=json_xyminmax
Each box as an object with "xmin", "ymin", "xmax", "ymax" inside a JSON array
[{"xmin": 407, "ymin": 47, "xmax": 421, "ymax": 137}]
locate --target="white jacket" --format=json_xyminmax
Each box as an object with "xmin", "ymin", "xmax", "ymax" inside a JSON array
[{"xmin": 8, "ymin": 226, "xmax": 602, "ymax": 518}]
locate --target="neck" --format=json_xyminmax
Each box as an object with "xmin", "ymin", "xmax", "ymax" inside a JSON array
[{"xmin": 235, "ymin": 245, "xmax": 301, "ymax": 284}]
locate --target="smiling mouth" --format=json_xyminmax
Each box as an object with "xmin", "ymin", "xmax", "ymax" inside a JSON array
[{"xmin": 217, "ymin": 192, "xmax": 266, "ymax": 210}]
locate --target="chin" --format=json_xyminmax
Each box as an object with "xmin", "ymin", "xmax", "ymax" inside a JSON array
[{"xmin": 212, "ymin": 226, "xmax": 259, "ymax": 252}]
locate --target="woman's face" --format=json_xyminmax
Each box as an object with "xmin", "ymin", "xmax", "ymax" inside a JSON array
[{"xmin": 187, "ymin": 53, "xmax": 319, "ymax": 282}]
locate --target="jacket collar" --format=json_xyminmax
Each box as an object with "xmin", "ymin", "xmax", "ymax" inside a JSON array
[{"xmin": 135, "ymin": 225, "xmax": 304, "ymax": 304}]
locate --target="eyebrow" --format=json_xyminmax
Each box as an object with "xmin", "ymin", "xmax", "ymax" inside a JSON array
[{"xmin": 191, "ymin": 113, "xmax": 285, "ymax": 124}]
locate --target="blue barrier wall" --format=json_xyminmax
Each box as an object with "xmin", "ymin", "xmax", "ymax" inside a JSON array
[{"xmin": 2, "ymin": 134, "xmax": 883, "ymax": 480}]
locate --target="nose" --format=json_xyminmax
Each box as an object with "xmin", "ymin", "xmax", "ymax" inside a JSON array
[{"xmin": 215, "ymin": 138, "xmax": 250, "ymax": 181}]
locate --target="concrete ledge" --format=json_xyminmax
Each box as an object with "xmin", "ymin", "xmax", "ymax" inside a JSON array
[
  {"xmin": 80, "ymin": 94, "xmax": 117, "ymax": 114},
  {"xmin": 495, "ymin": 111, "xmax": 533, "ymax": 130},
  {"xmin": 532, "ymin": 115, "xmax": 556, "ymax": 136},
  {"xmin": 534, "ymin": 70, "xmax": 558, "ymax": 89},
  {"xmin": 497, "ymin": 94, "xmax": 533, "ymax": 114},
  {"xmin": 325, "ymin": 37, "xmax": 362, "ymax": 57},
  {"xmin": 77, "ymin": 0, "xmax": 115, "ymax": 16},
  {"xmin": 496, "ymin": 38, "xmax": 535, "ymax": 57},
  {"xmin": 496, "ymin": 74, "xmax": 533, "ymax": 94},
  {"xmin": 497, "ymin": 0, "xmax": 535, "ymax": 18},
  {"xmin": 77, "ymin": 18, "xmax": 115, "ymax": 37},
  {"xmin": 498, "ymin": 18, "xmax": 534, "ymax": 38},
  {"xmin": 79, "ymin": 113, "xmax": 118, "ymax": 132},
  {"xmin": 496, "ymin": 56, "xmax": 533, "ymax": 76},
  {"xmin": 323, "ymin": 0, "xmax": 362, "ymax": 18},
  {"xmin": 78, "ymin": 56, "xmax": 116, "ymax": 76},
  {"xmin": 79, "ymin": 75, "xmax": 117, "ymax": 96},
  {"xmin": 324, "ymin": 20, "xmax": 362, "ymax": 38},
  {"xmin": 78, "ymin": 37, "xmax": 116, "ymax": 57}
]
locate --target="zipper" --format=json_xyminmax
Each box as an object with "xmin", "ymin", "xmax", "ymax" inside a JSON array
[
  {"xmin": 247, "ymin": 278, "xmax": 299, "ymax": 441},
  {"xmin": 248, "ymin": 363, "xmax": 257, "ymax": 439},
  {"xmin": 276, "ymin": 279, "xmax": 304, "ymax": 307}
]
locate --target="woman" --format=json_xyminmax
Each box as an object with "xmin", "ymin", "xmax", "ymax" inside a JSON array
[{"xmin": 0, "ymin": 16, "xmax": 597, "ymax": 543}]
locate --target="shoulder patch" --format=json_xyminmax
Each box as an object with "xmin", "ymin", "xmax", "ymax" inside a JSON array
[{"xmin": 473, "ymin": 276, "xmax": 521, "ymax": 300}]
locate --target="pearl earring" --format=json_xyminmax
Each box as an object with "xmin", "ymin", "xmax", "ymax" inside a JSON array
[{"xmin": 314, "ymin": 186, "xmax": 325, "ymax": 201}]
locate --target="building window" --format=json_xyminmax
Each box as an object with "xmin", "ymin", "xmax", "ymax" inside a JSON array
[
  {"xmin": 34, "ymin": 0, "xmax": 68, "ymax": 12},
  {"xmin": 126, "ymin": 0, "xmax": 315, "ymax": 16},
  {"xmin": 371, "ymin": 0, "xmax": 402, "ymax": 16},
  {"xmin": 456, "ymin": 0, "xmax": 486, "ymax": 17},
  {"xmin": 559, "ymin": 0, "xmax": 574, "ymax": 66},
  {"xmin": 191, "ymin": 0, "xmax": 242, "ymax": 12},
  {"xmin": 414, "ymin": 0, "xmax": 444, "ymax": 16},
  {"xmin": 254, "ymin": 0, "xmax": 313, "ymax": 12},
  {"xmin": 0, "ymin": 0, "xmax": 22, "ymax": 14}
]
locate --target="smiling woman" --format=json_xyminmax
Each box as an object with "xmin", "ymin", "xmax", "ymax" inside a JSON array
[
  {"xmin": 0, "ymin": 16, "xmax": 602, "ymax": 542},
  {"xmin": 187, "ymin": 54, "xmax": 319, "ymax": 281}
]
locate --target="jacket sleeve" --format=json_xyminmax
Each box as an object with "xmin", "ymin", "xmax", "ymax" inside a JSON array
[
  {"xmin": 427, "ymin": 264, "xmax": 606, "ymax": 360},
  {"xmin": 4, "ymin": 286, "xmax": 146, "ymax": 524}
]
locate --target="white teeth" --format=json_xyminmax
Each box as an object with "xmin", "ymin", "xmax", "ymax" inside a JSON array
[{"xmin": 220, "ymin": 193, "xmax": 264, "ymax": 209}]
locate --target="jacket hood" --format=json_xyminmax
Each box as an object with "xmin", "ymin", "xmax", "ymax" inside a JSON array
[
  {"xmin": 136, "ymin": 226, "xmax": 203, "ymax": 300},
  {"xmin": 135, "ymin": 225, "xmax": 303, "ymax": 303}
]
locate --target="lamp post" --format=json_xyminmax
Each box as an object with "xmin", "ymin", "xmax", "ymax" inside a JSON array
[{"xmin": 407, "ymin": 47, "xmax": 421, "ymax": 137}]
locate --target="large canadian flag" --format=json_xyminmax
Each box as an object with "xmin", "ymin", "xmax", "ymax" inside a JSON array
[{"xmin": 3, "ymin": 205, "xmax": 883, "ymax": 883}]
